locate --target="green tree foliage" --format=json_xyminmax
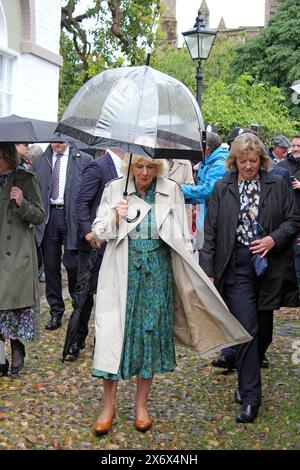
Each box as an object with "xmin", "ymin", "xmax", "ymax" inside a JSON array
[
  {"xmin": 58, "ymin": 32, "xmax": 85, "ymax": 118},
  {"xmin": 92, "ymin": 0, "xmax": 161, "ymax": 70},
  {"xmin": 203, "ymin": 74, "xmax": 297, "ymax": 142},
  {"xmin": 152, "ymin": 36, "xmax": 298, "ymax": 142},
  {"xmin": 59, "ymin": 0, "xmax": 160, "ymax": 115},
  {"xmin": 152, "ymin": 45, "xmax": 196, "ymax": 92},
  {"xmin": 231, "ymin": 0, "xmax": 300, "ymax": 118}
]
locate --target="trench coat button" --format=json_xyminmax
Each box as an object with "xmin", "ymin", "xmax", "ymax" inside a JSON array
[
  {"xmin": 6, "ymin": 252, "xmax": 11, "ymax": 256},
  {"xmin": 7, "ymin": 235, "xmax": 11, "ymax": 240}
]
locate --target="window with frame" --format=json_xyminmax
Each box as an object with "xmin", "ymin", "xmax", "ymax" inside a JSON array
[{"xmin": 0, "ymin": 52, "xmax": 14, "ymax": 116}]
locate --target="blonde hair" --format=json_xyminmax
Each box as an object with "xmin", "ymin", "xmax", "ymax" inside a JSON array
[
  {"xmin": 227, "ymin": 133, "xmax": 271, "ymax": 172},
  {"xmin": 121, "ymin": 153, "xmax": 169, "ymax": 177}
]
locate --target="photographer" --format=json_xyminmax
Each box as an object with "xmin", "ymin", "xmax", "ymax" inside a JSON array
[{"xmin": 278, "ymin": 134, "xmax": 300, "ymax": 290}]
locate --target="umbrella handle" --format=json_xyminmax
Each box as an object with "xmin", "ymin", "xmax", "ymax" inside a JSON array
[
  {"xmin": 127, "ymin": 210, "xmax": 140, "ymax": 223},
  {"xmin": 123, "ymin": 153, "xmax": 140, "ymax": 223},
  {"xmin": 123, "ymin": 191, "xmax": 140, "ymax": 223}
]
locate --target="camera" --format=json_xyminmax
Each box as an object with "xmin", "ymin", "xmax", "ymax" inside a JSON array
[{"xmin": 250, "ymin": 123, "xmax": 260, "ymax": 133}]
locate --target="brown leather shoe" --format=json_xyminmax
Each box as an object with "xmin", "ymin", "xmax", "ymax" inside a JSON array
[
  {"xmin": 135, "ymin": 416, "xmax": 154, "ymax": 432},
  {"xmin": 93, "ymin": 412, "xmax": 116, "ymax": 436}
]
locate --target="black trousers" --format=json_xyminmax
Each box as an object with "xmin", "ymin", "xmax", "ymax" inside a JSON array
[
  {"xmin": 73, "ymin": 247, "xmax": 103, "ymax": 346},
  {"xmin": 222, "ymin": 309, "xmax": 273, "ymax": 365},
  {"xmin": 257, "ymin": 309, "xmax": 273, "ymax": 362},
  {"xmin": 223, "ymin": 244, "xmax": 262, "ymax": 407},
  {"xmin": 42, "ymin": 207, "xmax": 78, "ymax": 318}
]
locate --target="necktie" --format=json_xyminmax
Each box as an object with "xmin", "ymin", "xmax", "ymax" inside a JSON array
[{"xmin": 50, "ymin": 153, "xmax": 63, "ymax": 200}]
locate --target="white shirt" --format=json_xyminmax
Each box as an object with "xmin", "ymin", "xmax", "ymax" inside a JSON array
[
  {"xmin": 50, "ymin": 149, "xmax": 69, "ymax": 205},
  {"xmin": 108, "ymin": 149, "xmax": 123, "ymax": 177}
]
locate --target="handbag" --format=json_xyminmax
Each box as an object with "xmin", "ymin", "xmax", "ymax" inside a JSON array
[{"xmin": 249, "ymin": 221, "xmax": 268, "ymax": 277}]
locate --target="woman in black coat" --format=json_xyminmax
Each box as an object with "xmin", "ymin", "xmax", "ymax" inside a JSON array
[{"xmin": 200, "ymin": 133, "xmax": 300, "ymax": 423}]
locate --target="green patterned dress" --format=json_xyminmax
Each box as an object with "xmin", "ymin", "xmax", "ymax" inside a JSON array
[{"xmin": 93, "ymin": 179, "xmax": 177, "ymax": 380}]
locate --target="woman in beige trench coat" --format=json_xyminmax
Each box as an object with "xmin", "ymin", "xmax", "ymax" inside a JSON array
[{"xmin": 91, "ymin": 154, "xmax": 251, "ymax": 436}]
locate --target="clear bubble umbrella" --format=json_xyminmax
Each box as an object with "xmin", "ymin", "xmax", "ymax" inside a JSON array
[{"xmin": 56, "ymin": 65, "xmax": 204, "ymax": 161}]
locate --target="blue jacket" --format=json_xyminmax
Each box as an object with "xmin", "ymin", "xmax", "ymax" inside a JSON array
[
  {"xmin": 31, "ymin": 144, "xmax": 92, "ymax": 249},
  {"xmin": 182, "ymin": 145, "xmax": 228, "ymax": 206},
  {"xmin": 182, "ymin": 146, "xmax": 228, "ymax": 232},
  {"xmin": 76, "ymin": 151, "xmax": 118, "ymax": 254}
]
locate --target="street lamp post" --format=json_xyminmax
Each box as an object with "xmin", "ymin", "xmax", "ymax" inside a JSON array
[{"xmin": 182, "ymin": 10, "xmax": 218, "ymax": 110}]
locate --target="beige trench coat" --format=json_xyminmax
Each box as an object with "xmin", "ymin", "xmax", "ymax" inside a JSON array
[
  {"xmin": 168, "ymin": 159, "xmax": 194, "ymax": 185},
  {"xmin": 92, "ymin": 176, "xmax": 251, "ymax": 374}
]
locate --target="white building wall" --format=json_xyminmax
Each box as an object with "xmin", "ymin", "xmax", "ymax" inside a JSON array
[
  {"xmin": 14, "ymin": 53, "xmax": 59, "ymax": 120},
  {"xmin": 34, "ymin": 0, "xmax": 61, "ymax": 54},
  {"xmin": 8, "ymin": 0, "xmax": 62, "ymax": 120}
]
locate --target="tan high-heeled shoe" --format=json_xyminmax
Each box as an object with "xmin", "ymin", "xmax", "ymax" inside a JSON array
[
  {"xmin": 93, "ymin": 411, "xmax": 116, "ymax": 436},
  {"xmin": 134, "ymin": 415, "xmax": 154, "ymax": 432}
]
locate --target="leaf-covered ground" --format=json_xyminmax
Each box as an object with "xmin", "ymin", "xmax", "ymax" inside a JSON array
[{"xmin": 0, "ymin": 301, "xmax": 299, "ymax": 451}]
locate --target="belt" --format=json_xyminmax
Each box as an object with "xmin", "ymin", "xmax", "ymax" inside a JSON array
[{"xmin": 51, "ymin": 204, "xmax": 64, "ymax": 209}]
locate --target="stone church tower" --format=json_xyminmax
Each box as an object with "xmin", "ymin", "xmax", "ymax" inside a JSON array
[
  {"xmin": 200, "ymin": 0, "xmax": 210, "ymax": 26},
  {"xmin": 265, "ymin": 0, "xmax": 279, "ymax": 25},
  {"xmin": 160, "ymin": 0, "xmax": 177, "ymax": 47}
]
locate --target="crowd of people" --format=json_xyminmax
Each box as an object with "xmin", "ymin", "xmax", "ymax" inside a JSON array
[{"xmin": 0, "ymin": 126, "xmax": 299, "ymax": 433}]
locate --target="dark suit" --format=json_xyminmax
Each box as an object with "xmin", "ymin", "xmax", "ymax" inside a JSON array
[
  {"xmin": 278, "ymin": 155, "xmax": 300, "ymax": 288},
  {"xmin": 73, "ymin": 151, "xmax": 118, "ymax": 347},
  {"xmin": 31, "ymin": 145, "xmax": 92, "ymax": 319}
]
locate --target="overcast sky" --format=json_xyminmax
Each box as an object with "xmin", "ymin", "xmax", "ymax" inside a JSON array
[
  {"xmin": 177, "ymin": 0, "xmax": 266, "ymax": 45},
  {"xmin": 73, "ymin": 0, "xmax": 266, "ymax": 47}
]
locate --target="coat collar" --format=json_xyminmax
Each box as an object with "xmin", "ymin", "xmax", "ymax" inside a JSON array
[
  {"xmin": 126, "ymin": 176, "xmax": 170, "ymax": 196},
  {"xmin": 115, "ymin": 177, "xmax": 172, "ymax": 246},
  {"xmin": 222, "ymin": 170, "xmax": 277, "ymax": 204},
  {"xmin": 222, "ymin": 169, "xmax": 277, "ymax": 184},
  {"xmin": 169, "ymin": 159, "xmax": 190, "ymax": 176}
]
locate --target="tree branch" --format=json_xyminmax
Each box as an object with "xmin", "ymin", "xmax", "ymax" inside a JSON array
[{"xmin": 108, "ymin": 0, "xmax": 131, "ymax": 46}]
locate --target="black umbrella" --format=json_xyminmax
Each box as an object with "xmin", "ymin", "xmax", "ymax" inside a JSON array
[
  {"xmin": 0, "ymin": 114, "xmax": 92, "ymax": 148},
  {"xmin": 62, "ymin": 248, "xmax": 102, "ymax": 363},
  {"xmin": 0, "ymin": 114, "xmax": 57, "ymax": 142}
]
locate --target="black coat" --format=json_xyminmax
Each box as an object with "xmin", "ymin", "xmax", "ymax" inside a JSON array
[
  {"xmin": 278, "ymin": 155, "xmax": 300, "ymax": 212},
  {"xmin": 76, "ymin": 151, "xmax": 118, "ymax": 254},
  {"xmin": 199, "ymin": 170, "xmax": 300, "ymax": 310},
  {"xmin": 31, "ymin": 144, "xmax": 92, "ymax": 249}
]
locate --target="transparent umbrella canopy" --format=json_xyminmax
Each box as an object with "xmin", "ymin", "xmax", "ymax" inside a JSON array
[{"xmin": 56, "ymin": 66, "xmax": 204, "ymax": 160}]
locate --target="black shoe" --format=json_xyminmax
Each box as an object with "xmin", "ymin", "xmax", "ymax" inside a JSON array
[
  {"xmin": 260, "ymin": 355, "xmax": 269, "ymax": 368},
  {"xmin": 236, "ymin": 405, "xmax": 259, "ymax": 423},
  {"xmin": 0, "ymin": 359, "xmax": 9, "ymax": 377},
  {"xmin": 45, "ymin": 316, "xmax": 62, "ymax": 330},
  {"xmin": 65, "ymin": 342, "xmax": 85, "ymax": 362},
  {"xmin": 211, "ymin": 354, "xmax": 236, "ymax": 369},
  {"xmin": 234, "ymin": 389, "xmax": 242, "ymax": 404},
  {"xmin": 10, "ymin": 341, "xmax": 26, "ymax": 375}
]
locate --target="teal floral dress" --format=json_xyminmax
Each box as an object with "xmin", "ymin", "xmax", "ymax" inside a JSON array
[{"xmin": 93, "ymin": 179, "xmax": 177, "ymax": 380}]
